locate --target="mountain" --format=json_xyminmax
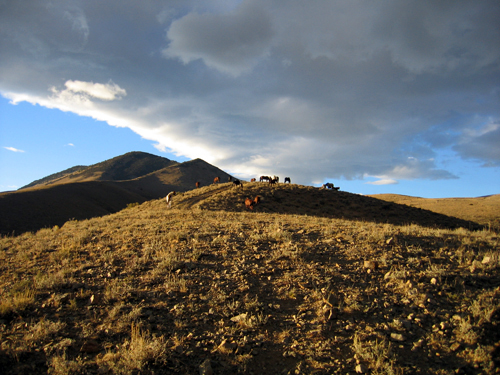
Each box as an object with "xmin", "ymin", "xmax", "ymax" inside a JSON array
[
  {"xmin": 19, "ymin": 151, "xmax": 178, "ymax": 189},
  {"xmin": 0, "ymin": 152, "xmax": 234, "ymax": 234}
]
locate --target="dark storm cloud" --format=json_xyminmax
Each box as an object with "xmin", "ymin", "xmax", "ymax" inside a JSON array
[{"xmin": 1, "ymin": 0, "xmax": 499, "ymax": 184}]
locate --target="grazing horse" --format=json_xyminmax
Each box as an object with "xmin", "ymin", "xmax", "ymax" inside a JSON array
[
  {"xmin": 322, "ymin": 183, "xmax": 340, "ymax": 190},
  {"xmin": 273, "ymin": 176, "xmax": 279, "ymax": 183},
  {"xmin": 245, "ymin": 196, "xmax": 261, "ymax": 210},
  {"xmin": 213, "ymin": 177, "xmax": 220, "ymax": 184},
  {"xmin": 260, "ymin": 176, "xmax": 270, "ymax": 182},
  {"xmin": 245, "ymin": 198, "xmax": 254, "ymax": 210},
  {"xmin": 195, "ymin": 181, "xmax": 200, "ymax": 188},
  {"xmin": 233, "ymin": 179, "xmax": 243, "ymax": 188},
  {"xmin": 250, "ymin": 178, "xmax": 256, "ymax": 182},
  {"xmin": 166, "ymin": 191, "xmax": 176, "ymax": 209},
  {"xmin": 269, "ymin": 176, "xmax": 279, "ymax": 184},
  {"xmin": 284, "ymin": 177, "xmax": 291, "ymax": 183}
]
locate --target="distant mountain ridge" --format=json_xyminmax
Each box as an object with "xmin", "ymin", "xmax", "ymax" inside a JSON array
[
  {"xmin": 21, "ymin": 165, "xmax": 88, "ymax": 189},
  {"xmin": 1, "ymin": 152, "xmax": 234, "ymax": 234},
  {"xmin": 20, "ymin": 152, "xmax": 178, "ymax": 189}
]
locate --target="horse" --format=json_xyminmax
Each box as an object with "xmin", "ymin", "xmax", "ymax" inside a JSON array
[
  {"xmin": 233, "ymin": 179, "xmax": 243, "ymax": 188},
  {"xmin": 250, "ymin": 178, "xmax": 256, "ymax": 182},
  {"xmin": 213, "ymin": 177, "xmax": 220, "ymax": 184},
  {"xmin": 166, "ymin": 191, "xmax": 176, "ymax": 209},
  {"xmin": 284, "ymin": 177, "xmax": 291, "ymax": 183},
  {"xmin": 245, "ymin": 198, "xmax": 254, "ymax": 210},
  {"xmin": 322, "ymin": 183, "xmax": 340, "ymax": 190},
  {"xmin": 195, "ymin": 181, "xmax": 200, "ymax": 188},
  {"xmin": 260, "ymin": 176, "xmax": 270, "ymax": 182},
  {"xmin": 245, "ymin": 196, "xmax": 261, "ymax": 210},
  {"xmin": 269, "ymin": 176, "xmax": 279, "ymax": 184}
]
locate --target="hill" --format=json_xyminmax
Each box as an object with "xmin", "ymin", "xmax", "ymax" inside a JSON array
[
  {"xmin": 0, "ymin": 154, "xmax": 234, "ymax": 235},
  {"xmin": 21, "ymin": 166, "xmax": 88, "ymax": 189},
  {"xmin": 370, "ymin": 194, "xmax": 500, "ymax": 228},
  {"xmin": 20, "ymin": 152, "xmax": 178, "ymax": 189},
  {"xmin": 1, "ymin": 186, "xmax": 499, "ymax": 374}
]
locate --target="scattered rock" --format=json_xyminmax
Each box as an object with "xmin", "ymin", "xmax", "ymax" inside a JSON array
[
  {"xmin": 363, "ymin": 260, "xmax": 378, "ymax": 270},
  {"xmin": 231, "ymin": 313, "xmax": 248, "ymax": 323},
  {"xmin": 80, "ymin": 339, "xmax": 101, "ymax": 353},
  {"xmin": 355, "ymin": 363, "xmax": 368, "ymax": 373},
  {"xmin": 199, "ymin": 358, "xmax": 213, "ymax": 375},
  {"xmin": 431, "ymin": 277, "xmax": 437, "ymax": 285},
  {"xmin": 390, "ymin": 333, "xmax": 406, "ymax": 342},
  {"xmin": 481, "ymin": 256, "xmax": 491, "ymax": 264}
]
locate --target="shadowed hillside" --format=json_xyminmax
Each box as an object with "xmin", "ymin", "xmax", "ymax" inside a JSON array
[
  {"xmin": 173, "ymin": 183, "xmax": 483, "ymax": 230},
  {"xmin": 20, "ymin": 152, "xmax": 178, "ymax": 189},
  {"xmin": 0, "ymin": 156, "xmax": 233, "ymax": 235}
]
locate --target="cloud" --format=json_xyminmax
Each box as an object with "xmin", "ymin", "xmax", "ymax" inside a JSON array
[
  {"xmin": 0, "ymin": 0, "xmax": 499, "ymax": 186},
  {"xmin": 4, "ymin": 147, "xmax": 25, "ymax": 153},
  {"xmin": 163, "ymin": 1, "xmax": 274, "ymax": 76},
  {"xmin": 366, "ymin": 179, "xmax": 399, "ymax": 186},
  {"xmin": 61, "ymin": 80, "xmax": 126, "ymax": 101}
]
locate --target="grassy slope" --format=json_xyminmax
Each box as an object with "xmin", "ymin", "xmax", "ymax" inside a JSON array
[
  {"xmin": 371, "ymin": 194, "xmax": 500, "ymax": 228},
  {"xmin": 1, "ymin": 184, "xmax": 499, "ymax": 374}
]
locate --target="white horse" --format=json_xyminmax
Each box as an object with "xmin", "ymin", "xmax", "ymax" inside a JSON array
[{"xmin": 166, "ymin": 191, "xmax": 176, "ymax": 208}]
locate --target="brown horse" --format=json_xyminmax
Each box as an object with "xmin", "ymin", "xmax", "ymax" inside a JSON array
[
  {"xmin": 250, "ymin": 178, "xmax": 256, "ymax": 182},
  {"xmin": 245, "ymin": 196, "xmax": 261, "ymax": 210},
  {"xmin": 213, "ymin": 177, "xmax": 220, "ymax": 184},
  {"xmin": 195, "ymin": 181, "xmax": 200, "ymax": 188}
]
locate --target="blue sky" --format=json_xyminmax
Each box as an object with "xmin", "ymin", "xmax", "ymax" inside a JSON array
[{"xmin": 1, "ymin": 1, "xmax": 499, "ymax": 198}]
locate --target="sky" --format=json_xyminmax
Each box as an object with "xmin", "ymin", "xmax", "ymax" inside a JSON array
[{"xmin": 1, "ymin": 0, "xmax": 499, "ymax": 198}]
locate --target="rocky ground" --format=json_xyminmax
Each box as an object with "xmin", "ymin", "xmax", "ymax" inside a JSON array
[{"xmin": 1, "ymin": 184, "xmax": 499, "ymax": 374}]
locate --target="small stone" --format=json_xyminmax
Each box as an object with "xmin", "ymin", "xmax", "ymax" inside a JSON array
[
  {"xmin": 481, "ymin": 256, "xmax": 491, "ymax": 264},
  {"xmin": 430, "ymin": 278, "xmax": 437, "ymax": 285},
  {"xmin": 363, "ymin": 260, "xmax": 378, "ymax": 270},
  {"xmin": 80, "ymin": 339, "xmax": 101, "ymax": 353},
  {"xmin": 230, "ymin": 313, "xmax": 248, "ymax": 323},
  {"xmin": 450, "ymin": 342, "xmax": 461, "ymax": 352},
  {"xmin": 199, "ymin": 358, "xmax": 213, "ymax": 375},
  {"xmin": 390, "ymin": 333, "xmax": 406, "ymax": 342},
  {"xmin": 355, "ymin": 363, "xmax": 368, "ymax": 373}
]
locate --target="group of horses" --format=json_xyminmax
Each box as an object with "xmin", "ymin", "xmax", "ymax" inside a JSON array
[{"xmin": 194, "ymin": 175, "xmax": 292, "ymax": 189}]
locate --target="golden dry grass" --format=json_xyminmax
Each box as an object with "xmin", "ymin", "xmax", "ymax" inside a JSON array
[{"xmin": 1, "ymin": 183, "xmax": 499, "ymax": 374}]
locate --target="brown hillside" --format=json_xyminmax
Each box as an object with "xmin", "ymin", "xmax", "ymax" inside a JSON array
[
  {"xmin": 0, "ymin": 159, "xmax": 234, "ymax": 235},
  {"xmin": 20, "ymin": 152, "xmax": 177, "ymax": 189},
  {"xmin": 370, "ymin": 194, "xmax": 500, "ymax": 228},
  {"xmin": 172, "ymin": 183, "xmax": 483, "ymax": 230},
  {"xmin": 1, "ymin": 193, "xmax": 499, "ymax": 374}
]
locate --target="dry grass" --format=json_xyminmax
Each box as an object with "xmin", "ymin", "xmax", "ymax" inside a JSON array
[{"xmin": 0, "ymin": 184, "xmax": 499, "ymax": 374}]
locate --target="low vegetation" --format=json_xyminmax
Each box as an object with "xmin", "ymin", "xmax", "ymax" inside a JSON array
[{"xmin": 1, "ymin": 183, "xmax": 499, "ymax": 374}]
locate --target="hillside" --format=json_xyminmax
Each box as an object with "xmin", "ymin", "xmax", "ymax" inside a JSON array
[
  {"xmin": 0, "ymin": 156, "xmax": 234, "ymax": 235},
  {"xmin": 370, "ymin": 194, "xmax": 500, "ymax": 228},
  {"xmin": 21, "ymin": 166, "xmax": 88, "ymax": 189},
  {"xmin": 1, "ymin": 185, "xmax": 499, "ymax": 374},
  {"xmin": 20, "ymin": 152, "xmax": 178, "ymax": 189}
]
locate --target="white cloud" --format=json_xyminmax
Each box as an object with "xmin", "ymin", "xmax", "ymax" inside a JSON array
[
  {"xmin": 4, "ymin": 147, "xmax": 25, "ymax": 153},
  {"xmin": 60, "ymin": 80, "xmax": 126, "ymax": 101},
  {"xmin": 366, "ymin": 179, "xmax": 399, "ymax": 186}
]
